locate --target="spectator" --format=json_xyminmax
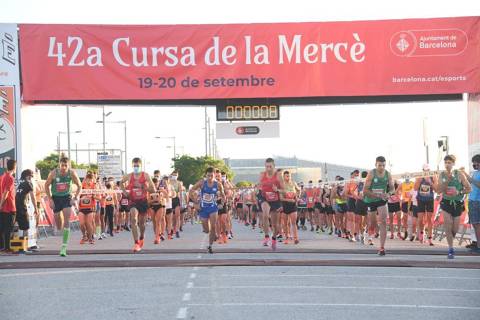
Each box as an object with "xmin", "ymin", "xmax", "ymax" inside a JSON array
[
  {"xmin": 15, "ymin": 169, "xmax": 39, "ymax": 246},
  {"xmin": 0, "ymin": 159, "xmax": 17, "ymax": 252}
]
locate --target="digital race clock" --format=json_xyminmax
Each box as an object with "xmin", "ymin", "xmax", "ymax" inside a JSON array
[{"xmin": 216, "ymin": 104, "xmax": 280, "ymax": 121}]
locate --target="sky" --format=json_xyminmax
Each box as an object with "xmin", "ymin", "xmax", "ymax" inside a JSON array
[{"xmin": 2, "ymin": 0, "xmax": 479, "ymax": 176}]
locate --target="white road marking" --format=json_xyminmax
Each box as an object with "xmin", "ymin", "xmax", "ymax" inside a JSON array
[
  {"xmin": 186, "ymin": 303, "xmax": 480, "ymax": 310},
  {"xmin": 193, "ymin": 267, "xmax": 200, "ymax": 271},
  {"xmin": 182, "ymin": 293, "xmax": 191, "ymax": 301},
  {"xmin": 190, "ymin": 273, "xmax": 197, "ymax": 279},
  {"xmin": 220, "ymin": 274, "xmax": 480, "ymax": 280},
  {"xmin": 0, "ymin": 267, "xmax": 157, "ymax": 278},
  {"xmin": 176, "ymin": 307, "xmax": 187, "ymax": 319},
  {"xmin": 191, "ymin": 285, "xmax": 480, "ymax": 292},
  {"xmin": 197, "ymin": 254, "xmax": 202, "ymax": 259},
  {"xmin": 186, "ymin": 282, "xmax": 194, "ymax": 288}
]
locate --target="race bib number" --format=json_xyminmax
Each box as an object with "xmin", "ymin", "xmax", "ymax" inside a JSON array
[
  {"xmin": 265, "ymin": 191, "xmax": 279, "ymax": 201},
  {"xmin": 390, "ymin": 195, "xmax": 400, "ymax": 202},
  {"xmin": 79, "ymin": 196, "xmax": 93, "ymax": 209},
  {"xmin": 202, "ymin": 193, "xmax": 214, "ymax": 203},
  {"xmin": 106, "ymin": 195, "xmax": 113, "ymax": 202},
  {"xmin": 121, "ymin": 198, "xmax": 129, "ymax": 206},
  {"xmin": 308, "ymin": 197, "xmax": 314, "ymax": 203},
  {"xmin": 56, "ymin": 182, "xmax": 68, "ymax": 193},
  {"xmin": 446, "ymin": 186, "xmax": 457, "ymax": 196},
  {"xmin": 372, "ymin": 188, "xmax": 384, "ymax": 195},
  {"xmin": 419, "ymin": 184, "xmax": 431, "ymax": 196},
  {"xmin": 132, "ymin": 189, "xmax": 145, "ymax": 200}
]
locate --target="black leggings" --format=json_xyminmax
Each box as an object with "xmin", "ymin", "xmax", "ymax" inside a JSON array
[
  {"xmin": 104, "ymin": 205, "xmax": 114, "ymax": 234},
  {"xmin": 0, "ymin": 212, "xmax": 16, "ymax": 250}
]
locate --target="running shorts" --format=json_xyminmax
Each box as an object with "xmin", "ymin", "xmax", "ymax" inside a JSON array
[
  {"xmin": 282, "ymin": 201, "xmax": 297, "ymax": 214},
  {"xmin": 355, "ymin": 199, "xmax": 368, "ymax": 216},
  {"xmin": 336, "ymin": 203, "xmax": 348, "ymax": 214},
  {"xmin": 367, "ymin": 200, "xmax": 387, "ymax": 213},
  {"xmin": 347, "ymin": 198, "xmax": 357, "ymax": 212},
  {"xmin": 401, "ymin": 202, "xmax": 412, "ymax": 213},
  {"xmin": 267, "ymin": 200, "xmax": 282, "ymax": 212},
  {"xmin": 388, "ymin": 202, "xmax": 401, "ymax": 213},
  {"xmin": 172, "ymin": 197, "xmax": 181, "ymax": 209},
  {"xmin": 440, "ymin": 199, "xmax": 464, "ymax": 218},
  {"xmin": 52, "ymin": 195, "xmax": 72, "ymax": 213},
  {"xmin": 131, "ymin": 201, "xmax": 149, "ymax": 214},
  {"xmin": 15, "ymin": 209, "xmax": 29, "ymax": 231},
  {"xmin": 417, "ymin": 200, "xmax": 434, "ymax": 213}
]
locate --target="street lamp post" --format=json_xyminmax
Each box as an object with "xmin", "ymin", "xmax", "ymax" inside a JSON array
[
  {"xmin": 99, "ymin": 106, "xmax": 112, "ymax": 153},
  {"xmin": 58, "ymin": 130, "xmax": 82, "ymax": 161},
  {"xmin": 97, "ymin": 120, "xmax": 127, "ymax": 172}
]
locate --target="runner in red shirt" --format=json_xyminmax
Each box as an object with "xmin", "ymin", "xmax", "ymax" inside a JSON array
[
  {"xmin": 258, "ymin": 158, "xmax": 282, "ymax": 250},
  {"xmin": 0, "ymin": 160, "xmax": 16, "ymax": 252}
]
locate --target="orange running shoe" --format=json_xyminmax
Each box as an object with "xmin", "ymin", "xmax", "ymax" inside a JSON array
[
  {"xmin": 139, "ymin": 239, "xmax": 144, "ymax": 248},
  {"xmin": 80, "ymin": 238, "xmax": 86, "ymax": 244},
  {"xmin": 222, "ymin": 234, "xmax": 228, "ymax": 244},
  {"xmin": 133, "ymin": 242, "xmax": 141, "ymax": 253}
]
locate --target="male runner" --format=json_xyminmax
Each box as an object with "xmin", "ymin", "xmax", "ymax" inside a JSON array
[
  {"xmin": 120, "ymin": 158, "xmax": 155, "ymax": 253},
  {"xmin": 399, "ymin": 177, "xmax": 415, "ymax": 241},
  {"xmin": 437, "ymin": 155, "xmax": 471, "ymax": 259},
  {"xmin": 258, "ymin": 158, "xmax": 282, "ymax": 250},
  {"xmin": 190, "ymin": 167, "xmax": 225, "ymax": 254},
  {"xmin": 44, "ymin": 157, "xmax": 82, "ymax": 256},
  {"xmin": 363, "ymin": 156, "xmax": 395, "ymax": 256}
]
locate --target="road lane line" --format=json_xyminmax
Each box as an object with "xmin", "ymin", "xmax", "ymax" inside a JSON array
[
  {"xmin": 190, "ymin": 273, "xmax": 197, "ymax": 279},
  {"xmin": 182, "ymin": 293, "xmax": 191, "ymax": 301},
  {"xmin": 220, "ymin": 274, "xmax": 480, "ymax": 280},
  {"xmin": 190, "ymin": 285, "xmax": 480, "ymax": 292},
  {"xmin": 185, "ymin": 303, "xmax": 480, "ymax": 310},
  {"xmin": 186, "ymin": 282, "xmax": 194, "ymax": 288}
]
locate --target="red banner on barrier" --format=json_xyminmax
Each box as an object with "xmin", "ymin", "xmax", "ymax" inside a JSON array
[{"xmin": 19, "ymin": 17, "xmax": 480, "ymax": 101}]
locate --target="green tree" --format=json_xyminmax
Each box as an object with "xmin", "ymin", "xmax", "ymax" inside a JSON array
[
  {"xmin": 235, "ymin": 181, "xmax": 254, "ymax": 188},
  {"xmin": 172, "ymin": 155, "xmax": 234, "ymax": 188},
  {"xmin": 35, "ymin": 153, "xmax": 98, "ymax": 179}
]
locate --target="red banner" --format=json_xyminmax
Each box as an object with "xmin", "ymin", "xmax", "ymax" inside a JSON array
[{"xmin": 19, "ymin": 17, "xmax": 480, "ymax": 101}]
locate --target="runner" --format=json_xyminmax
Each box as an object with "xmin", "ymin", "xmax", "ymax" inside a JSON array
[
  {"xmin": 44, "ymin": 156, "xmax": 82, "ymax": 256},
  {"xmin": 215, "ymin": 169, "xmax": 228, "ymax": 244},
  {"xmin": 345, "ymin": 171, "xmax": 359, "ymax": 241},
  {"xmin": 437, "ymin": 155, "xmax": 471, "ymax": 259},
  {"xmin": 363, "ymin": 156, "xmax": 395, "ymax": 256},
  {"xmin": 322, "ymin": 184, "xmax": 335, "ymax": 235},
  {"xmin": 170, "ymin": 171, "xmax": 183, "ymax": 238},
  {"xmin": 189, "ymin": 167, "xmax": 225, "ymax": 254},
  {"xmin": 162, "ymin": 175, "xmax": 176, "ymax": 239},
  {"xmin": 279, "ymin": 170, "xmax": 301, "ymax": 244},
  {"xmin": 297, "ymin": 184, "xmax": 307, "ymax": 230},
  {"xmin": 332, "ymin": 177, "xmax": 348, "ymax": 239},
  {"xmin": 221, "ymin": 172, "xmax": 235, "ymax": 238},
  {"xmin": 305, "ymin": 181, "xmax": 316, "ymax": 232},
  {"xmin": 314, "ymin": 180, "xmax": 325, "ymax": 233},
  {"xmin": 387, "ymin": 181, "xmax": 402, "ymax": 240},
  {"xmin": 78, "ymin": 171, "xmax": 97, "ymax": 244},
  {"xmin": 149, "ymin": 177, "xmax": 166, "ymax": 244},
  {"xmin": 258, "ymin": 158, "xmax": 282, "ymax": 250},
  {"xmin": 466, "ymin": 154, "xmax": 480, "ymax": 253},
  {"xmin": 414, "ymin": 164, "xmax": 437, "ymax": 245},
  {"xmin": 399, "ymin": 176, "xmax": 415, "ymax": 241},
  {"xmin": 354, "ymin": 171, "xmax": 369, "ymax": 243},
  {"xmin": 104, "ymin": 182, "xmax": 118, "ymax": 237},
  {"xmin": 120, "ymin": 157, "xmax": 156, "ymax": 253},
  {"xmin": 118, "ymin": 181, "xmax": 130, "ymax": 232}
]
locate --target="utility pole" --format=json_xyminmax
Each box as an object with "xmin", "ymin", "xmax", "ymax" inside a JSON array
[
  {"xmin": 66, "ymin": 105, "xmax": 71, "ymax": 160},
  {"xmin": 204, "ymin": 106, "xmax": 208, "ymax": 157}
]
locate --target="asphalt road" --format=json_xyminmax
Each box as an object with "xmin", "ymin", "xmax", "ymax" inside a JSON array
[
  {"xmin": 1, "ymin": 220, "xmax": 480, "ymax": 320},
  {"xmin": 1, "ymin": 266, "xmax": 479, "ymax": 320}
]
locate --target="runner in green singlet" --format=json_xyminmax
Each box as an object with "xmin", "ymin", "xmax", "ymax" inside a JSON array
[
  {"xmin": 363, "ymin": 156, "xmax": 395, "ymax": 256},
  {"xmin": 437, "ymin": 155, "xmax": 471, "ymax": 259},
  {"xmin": 44, "ymin": 156, "xmax": 82, "ymax": 257}
]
